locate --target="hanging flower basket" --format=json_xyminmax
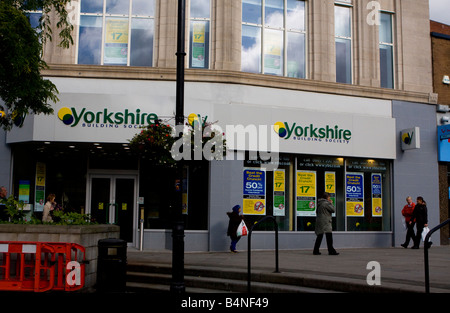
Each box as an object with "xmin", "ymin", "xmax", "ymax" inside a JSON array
[{"xmin": 129, "ymin": 122, "xmax": 176, "ymax": 166}]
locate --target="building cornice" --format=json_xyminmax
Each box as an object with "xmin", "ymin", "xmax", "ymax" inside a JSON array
[{"xmin": 42, "ymin": 64, "xmax": 436, "ymax": 104}]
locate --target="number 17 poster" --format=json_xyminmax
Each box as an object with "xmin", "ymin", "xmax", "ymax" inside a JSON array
[{"xmin": 296, "ymin": 171, "xmax": 316, "ymax": 217}]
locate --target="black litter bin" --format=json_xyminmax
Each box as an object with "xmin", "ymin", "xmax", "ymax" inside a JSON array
[{"xmin": 96, "ymin": 238, "xmax": 127, "ymax": 292}]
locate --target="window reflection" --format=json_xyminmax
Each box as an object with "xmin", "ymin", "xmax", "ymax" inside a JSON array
[{"xmin": 78, "ymin": 16, "xmax": 103, "ymax": 65}]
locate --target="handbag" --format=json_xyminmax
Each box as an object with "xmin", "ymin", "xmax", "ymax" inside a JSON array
[
  {"xmin": 421, "ymin": 226, "xmax": 430, "ymax": 242},
  {"xmin": 236, "ymin": 220, "xmax": 248, "ymax": 237}
]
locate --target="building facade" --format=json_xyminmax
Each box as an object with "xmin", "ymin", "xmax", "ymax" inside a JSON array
[
  {"xmin": 432, "ymin": 20, "xmax": 450, "ymax": 245},
  {"xmin": 1, "ymin": 0, "xmax": 442, "ymax": 251}
]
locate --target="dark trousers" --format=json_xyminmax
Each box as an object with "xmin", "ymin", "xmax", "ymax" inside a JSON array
[
  {"xmin": 413, "ymin": 224, "xmax": 425, "ymax": 248},
  {"xmin": 230, "ymin": 236, "xmax": 240, "ymax": 251},
  {"xmin": 314, "ymin": 233, "xmax": 336, "ymax": 253},
  {"xmin": 403, "ymin": 222, "xmax": 415, "ymax": 246}
]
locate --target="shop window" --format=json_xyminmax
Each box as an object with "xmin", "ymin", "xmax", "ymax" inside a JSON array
[
  {"xmin": 243, "ymin": 154, "xmax": 392, "ymax": 232},
  {"xmin": 379, "ymin": 12, "xmax": 394, "ymax": 89},
  {"xmin": 243, "ymin": 154, "xmax": 294, "ymax": 231},
  {"xmin": 335, "ymin": 3, "xmax": 352, "ymax": 84},
  {"xmin": 78, "ymin": 0, "xmax": 155, "ymax": 67},
  {"xmin": 241, "ymin": 0, "xmax": 306, "ymax": 78},
  {"xmin": 189, "ymin": 0, "xmax": 211, "ymax": 69},
  {"xmin": 140, "ymin": 162, "xmax": 209, "ymax": 230}
]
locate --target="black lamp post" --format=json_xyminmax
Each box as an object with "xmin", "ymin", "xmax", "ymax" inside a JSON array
[{"xmin": 170, "ymin": 0, "xmax": 186, "ymax": 293}]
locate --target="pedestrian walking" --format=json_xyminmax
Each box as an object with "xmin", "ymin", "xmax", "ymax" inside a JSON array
[
  {"xmin": 313, "ymin": 192, "xmax": 339, "ymax": 255},
  {"xmin": 411, "ymin": 196, "xmax": 431, "ymax": 249},
  {"xmin": 227, "ymin": 205, "xmax": 244, "ymax": 253},
  {"xmin": 401, "ymin": 196, "xmax": 415, "ymax": 248}
]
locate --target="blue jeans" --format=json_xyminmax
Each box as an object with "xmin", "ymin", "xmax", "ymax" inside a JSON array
[{"xmin": 230, "ymin": 237, "xmax": 240, "ymax": 251}]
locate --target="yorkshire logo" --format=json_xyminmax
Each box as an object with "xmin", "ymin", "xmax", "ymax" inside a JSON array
[
  {"xmin": 273, "ymin": 122, "xmax": 287, "ymax": 138},
  {"xmin": 273, "ymin": 121, "xmax": 352, "ymax": 141},
  {"xmin": 57, "ymin": 107, "xmax": 158, "ymax": 127},
  {"xmin": 401, "ymin": 130, "xmax": 414, "ymax": 145},
  {"xmin": 58, "ymin": 107, "xmax": 74, "ymax": 125}
]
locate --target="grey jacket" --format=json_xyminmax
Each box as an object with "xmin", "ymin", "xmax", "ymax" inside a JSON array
[{"xmin": 315, "ymin": 198, "xmax": 335, "ymax": 235}]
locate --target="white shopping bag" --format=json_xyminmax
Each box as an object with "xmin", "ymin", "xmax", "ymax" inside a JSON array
[
  {"xmin": 421, "ymin": 226, "xmax": 430, "ymax": 242},
  {"xmin": 236, "ymin": 220, "xmax": 248, "ymax": 237}
]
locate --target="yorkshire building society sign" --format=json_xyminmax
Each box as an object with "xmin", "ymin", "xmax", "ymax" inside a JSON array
[{"xmin": 401, "ymin": 127, "xmax": 420, "ymax": 151}]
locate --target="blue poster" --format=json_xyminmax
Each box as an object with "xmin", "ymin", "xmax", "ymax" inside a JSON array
[
  {"xmin": 243, "ymin": 169, "xmax": 266, "ymax": 196},
  {"xmin": 346, "ymin": 173, "xmax": 363, "ymax": 199}
]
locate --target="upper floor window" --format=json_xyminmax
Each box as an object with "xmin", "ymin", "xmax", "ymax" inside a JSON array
[
  {"xmin": 189, "ymin": 0, "xmax": 210, "ymax": 69},
  {"xmin": 78, "ymin": 0, "xmax": 155, "ymax": 67},
  {"xmin": 242, "ymin": 0, "xmax": 306, "ymax": 78},
  {"xmin": 379, "ymin": 12, "xmax": 394, "ymax": 89},
  {"xmin": 335, "ymin": 2, "xmax": 352, "ymax": 84}
]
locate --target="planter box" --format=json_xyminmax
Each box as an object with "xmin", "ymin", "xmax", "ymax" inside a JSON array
[{"xmin": 0, "ymin": 224, "xmax": 120, "ymax": 292}]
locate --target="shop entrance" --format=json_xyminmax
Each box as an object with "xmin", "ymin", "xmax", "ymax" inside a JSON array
[{"xmin": 87, "ymin": 172, "xmax": 138, "ymax": 243}]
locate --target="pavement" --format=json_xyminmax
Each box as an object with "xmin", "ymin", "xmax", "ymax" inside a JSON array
[{"xmin": 127, "ymin": 245, "xmax": 450, "ymax": 293}]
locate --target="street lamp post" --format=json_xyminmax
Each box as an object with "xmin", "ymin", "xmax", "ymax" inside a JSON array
[{"xmin": 171, "ymin": 0, "xmax": 186, "ymax": 293}]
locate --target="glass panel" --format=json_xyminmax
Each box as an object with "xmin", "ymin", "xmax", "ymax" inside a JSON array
[
  {"xmin": 189, "ymin": 20, "xmax": 210, "ymax": 69},
  {"xmin": 190, "ymin": 0, "xmax": 210, "ymax": 19},
  {"xmin": 104, "ymin": 17, "xmax": 129, "ymax": 65},
  {"xmin": 90, "ymin": 178, "xmax": 111, "ymax": 224},
  {"xmin": 132, "ymin": 0, "xmax": 155, "ymax": 16},
  {"xmin": 81, "ymin": 0, "xmax": 103, "ymax": 14},
  {"xmin": 242, "ymin": 0, "xmax": 262, "ymax": 24},
  {"xmin": 336, "ymin": 38, "xmax": 352, "ymax": 84},
  {"xmin": 78, "ymin": 16, "xmax": 103, "ymax": 65},
  {"xmin": 27, "ymin": 12, "xmax": 42, "ymax": 29},
  {"xmin": 287, "ymin": 32, "xmax": 305, "ymax": 78},
  {"xmin": 130, "ymin": 18, "xmax": 154, "ymax": 66},
  {"xmin": 345, "ymin": 159, "xmax": 391, "ymax": 231},
  {"xmin": 106, "ymin": 0, "xmax": 130, "ymax": 15},
  {"xmin": 115, "ymin": 178, "xmax": 135, "ymax": 242},
  {"xmin": 287, "ymin": 0, "xmax": 305, "ymax": 31},
  {"xmin": 242, "ymin": 25, "xmax": 262, "ymax": 73},
  {"xmin": 380, "ymin": 44, "xmax": 393, "ymax": 88},
  {"xmin": 264, "ymin": 28, "xmax": 283, "ymax": 75},
  {"xmin": 379, "ymin": 13, "xmax": 392, "ymax": 44},
  {"xmin": 265, "ymin": 0, "xmax": 284, "ymax": 29},
  {"xmin": 335, "ymin": 5, "xmax": 351, "ymax": 38}
]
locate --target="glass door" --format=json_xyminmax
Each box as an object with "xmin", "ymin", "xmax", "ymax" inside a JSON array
[{"xmin": 88, "ymin": 173, "xmax": 137, "ymax": 243}]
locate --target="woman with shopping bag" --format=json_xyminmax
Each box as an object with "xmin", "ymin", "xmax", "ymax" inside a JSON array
[
  {"xmin": 227, "ymin": 205, "xmax": 246, "ymax": 253},
  {"xmin": 411, "ymin": 196, "xmax": 431, "ymax": 249}
]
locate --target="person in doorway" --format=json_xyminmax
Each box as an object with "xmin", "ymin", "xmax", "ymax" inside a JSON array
[
  {"xmin": 401, "ymin": 196, "xmax": 415, "ymax": 248},
  {"xmin": 411, "ymin": 196, "xmax": 431, "ymax": 249},
  {"xmin": 227, "ymin": 205, "xmax": 244, "ymax": 253},
  {"xmin": 313, "ymin": 192, "xmax": 339, "ymax": 255},
  {"xmin": 42, "ymin": 193, "xmax": 56, "ymax": 223},
  {"xmin": 0, "ymin": 186, "xmax": 7, "ymax": 221}
]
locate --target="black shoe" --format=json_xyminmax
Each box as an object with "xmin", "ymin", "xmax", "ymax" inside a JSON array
[
  {"xmin": 401, "ymin": 243, "xmax": 408, "ymax": 248},
  {"xmin": 329, "ymin": 251, "xmax": 339, "ymax": 255},
  {"xmin": 426, "ymin": 242, "xmax": 433, "ymax": 249},
  {"xmin": 313, "ymin": 251, "xmax": 321, "ymax": 255}
]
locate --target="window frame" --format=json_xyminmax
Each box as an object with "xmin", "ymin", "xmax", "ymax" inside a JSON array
[
  {"xmin": 188, "ymin": 0, "xmax": 212, "ymax": 69},
  {"xmin": 379, "ymin": 11, "xmax": 395, "ymax": 89},
  {"xmin": 76, "ymin": 0, "xmax": 155, "ymax": 67},
  {"xmin": 241, "ymin": 0, "xmax": 307, "ymax": 78},
  {"xmin": 334, "ymin": 2, "xmax": 353, "ymax": 84}
]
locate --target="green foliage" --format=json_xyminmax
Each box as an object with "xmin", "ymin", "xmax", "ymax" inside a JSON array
[
  {"xmin": 51, "ymin": 210, "xmax": 95, "ymax": 225},
  {"xmin": 0, "ymin": 0, "xmax": 73, "ymax": 130},
  {"xmin": 0, "ymin": 195, "xmax": 25, "ymax": 223}
]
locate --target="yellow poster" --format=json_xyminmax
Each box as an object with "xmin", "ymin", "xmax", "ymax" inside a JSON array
[
  {"xmin": 273, "ymin": 169, "xmax": 285, "ymax": 216},
  {"xmin": 325, "ymin": 172, "xmax": 336, "ymax": 194},
  {"xmin": 296, "ymin": 171, "xmax": 316, "ymax": 216},
  {"xmin": 193, "ymin": 22, "xmax": 205, "ymax": 44},
  {"xmin": 243, "ymin": 199, "xmax": 266, "ymax": 215},
  {"xmin": 105, "ymin": 19, "xmax": 129, "ymax": 44},
  {"xmin": 104, "ymin": 18, "xmax": 129, "ymax": 65}
]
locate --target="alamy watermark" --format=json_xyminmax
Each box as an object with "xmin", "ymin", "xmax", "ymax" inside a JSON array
[
  {"xmin": 367, "ymin": 1, "xmax": 381, "ymax": 26},
  {"xmin": 170, "ymin": 123, "xmax": 280, "ymax": 171},
  {"xmin": 366, "ymin": 261, "xmax": 381, "ymax": 286}
]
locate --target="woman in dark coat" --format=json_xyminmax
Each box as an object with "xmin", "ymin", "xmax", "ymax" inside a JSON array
[
  {"xmin": 313, "ymin": 192, "xmax": 339, "ymax": 255},
  {"xmin": 411, "ymin": 196, "xmax": 430, "ymax": 249},
  {"xmin": 227, "ymin": 205, "xmax": 244, "ymax": 253}
]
